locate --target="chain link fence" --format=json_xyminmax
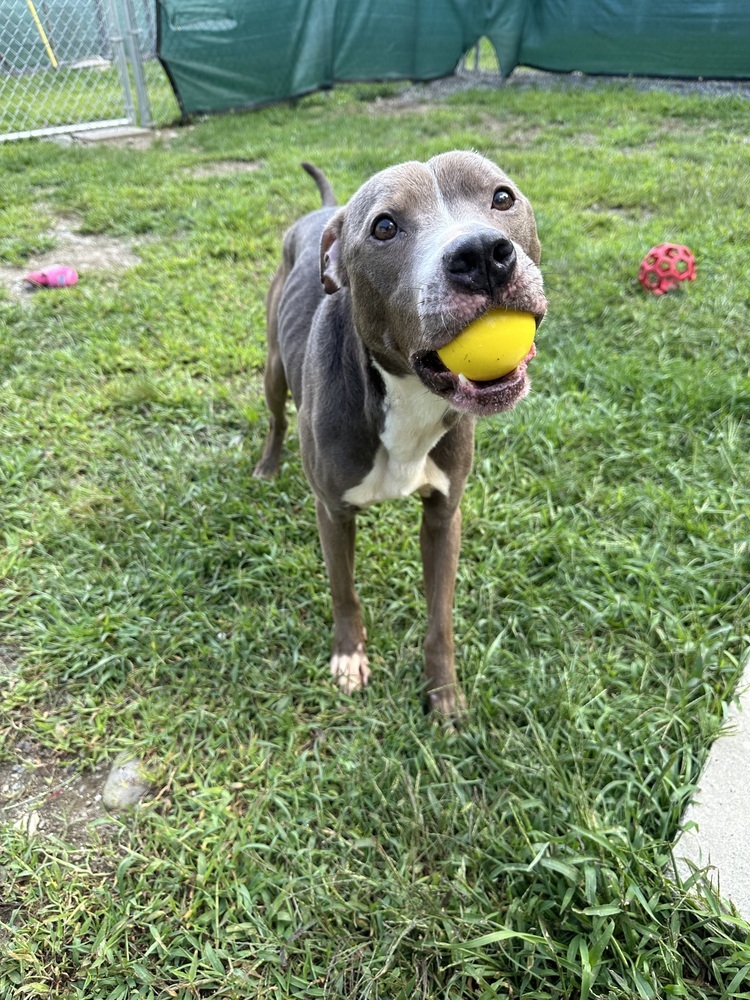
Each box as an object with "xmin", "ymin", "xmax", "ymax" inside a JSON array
[{"xmin": 0, "ymin": 0, "xmax": 178, "ymax": 141}]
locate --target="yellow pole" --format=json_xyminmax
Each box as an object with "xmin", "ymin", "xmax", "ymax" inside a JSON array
[{"xmin": 26, "ymin": 0, "xmax": 58, "ymax": 69}]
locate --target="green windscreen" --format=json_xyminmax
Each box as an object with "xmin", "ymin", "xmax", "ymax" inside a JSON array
[{"xmin": 155, "ymin": 0, "xmax": 750, "ymax": 117}]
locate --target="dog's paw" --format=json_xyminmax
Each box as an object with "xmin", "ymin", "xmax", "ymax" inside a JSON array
[
  {"xmin": 427, "ymin": 685, "xmax": 467, "ymax": 720},
  {"xmin": 330, "ymin": 643, "xmax": 370, "ymax": 694},
  {"xmin": 253, "ymin": 460, "xmax": 278, "ymax": 479}
]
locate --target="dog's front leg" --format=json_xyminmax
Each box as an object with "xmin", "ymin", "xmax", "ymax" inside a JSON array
[
  {"xmin": 420, "ymin": 493, "xmax": 467, "ymax": 717},
  {"xmin": 315, "ymin": 499, "xmax": 370, "ymax": 694}
]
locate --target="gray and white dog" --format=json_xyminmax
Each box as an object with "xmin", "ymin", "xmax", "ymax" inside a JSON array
[{"xmin": 255, "ymin": 152, "xmax": 547, "ymax": 716}]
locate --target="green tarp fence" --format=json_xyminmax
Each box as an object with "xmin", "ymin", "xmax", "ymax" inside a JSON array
[{"xmin": 155, "ymin": 0, "xmax": 750, "ymax": 117}]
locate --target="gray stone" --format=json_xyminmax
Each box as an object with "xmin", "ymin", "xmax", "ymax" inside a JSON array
[{"xmin": 102, "ymin": 755, "xmax": 151, "ymax": 811}]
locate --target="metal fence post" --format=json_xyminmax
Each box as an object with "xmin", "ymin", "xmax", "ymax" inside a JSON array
[
  {"xmin": 121, "ymin": 0, "xmax": 152, "ymax": 127},
  {"xmin": 104, "ymin": 0, "xmax": 137, "ymax": 125}
]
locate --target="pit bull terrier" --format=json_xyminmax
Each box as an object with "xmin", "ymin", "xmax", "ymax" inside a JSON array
[{"xmin": 254, "ymin": 152, "xmax": 547, "ymax": 716}]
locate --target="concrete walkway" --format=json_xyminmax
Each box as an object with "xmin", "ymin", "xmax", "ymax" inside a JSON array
[{"xmin": 674, "ymin": 660, "xmax": 750, "ymax": 918}]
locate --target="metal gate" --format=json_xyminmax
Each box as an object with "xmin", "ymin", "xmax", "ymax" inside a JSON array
[{"xmin": 0, "ymin": 0, "xmax": 158, "ymax": 141}]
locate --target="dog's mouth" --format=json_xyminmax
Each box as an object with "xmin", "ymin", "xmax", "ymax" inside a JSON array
[{"xmin": 411, "ymin": 343, "xmax": 536, "ymax": 414}]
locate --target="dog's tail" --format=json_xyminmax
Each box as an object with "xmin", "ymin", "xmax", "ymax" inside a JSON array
[{"xmin": 301, "ymin": 161, "xmax": 337, "ymax": 207}]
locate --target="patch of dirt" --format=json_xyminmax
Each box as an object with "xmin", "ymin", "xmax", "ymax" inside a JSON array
[
  {"xmin": 0, "ymin": 660, "xmax": 136, "ymax": 865},
  {"xmin": 188, "ymin": 159, "xmax": 262, "ymax": 178},
  {"xmin": 363, "ymin": 100, "xmax": 436, "ymax": 117},
  {"xmin": 478, "ymin": 114, "xmax": 545, "ymax": 145},
  {"xmin": 0, "ymin": 750, "xmax": 115, "ymax": 849},
  {"xmin": 368, "ymin": 67, "xmax": 750, "ymax": 109},
  {"xmin": 0, "ymin": 645, "xmax": 20, "ymax": 676},
  {"xmin": 587, "ymin": 202, "xmax": 654, "ymax": 221},
  {"xmin": 381, "ymin": 69, "xmax": 508, "ymax": 105},
  {"xmin": 0, "ymin": 212, "xmax": 141, "ymax": 303}
]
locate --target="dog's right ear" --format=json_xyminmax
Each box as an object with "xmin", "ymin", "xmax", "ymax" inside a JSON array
[{"xmin": 320, "ymin": 210, "xmax": 347, "ymax": 294}]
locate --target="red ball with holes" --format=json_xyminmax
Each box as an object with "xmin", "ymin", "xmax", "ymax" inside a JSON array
[{"xmin": 638, "ymin": 243, "xmax": 696, "ymax": 295}]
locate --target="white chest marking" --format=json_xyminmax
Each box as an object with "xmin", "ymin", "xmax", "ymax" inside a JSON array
[{"xmin": 343, "ymin": 367, "xmax": 451, "ymax": 508}]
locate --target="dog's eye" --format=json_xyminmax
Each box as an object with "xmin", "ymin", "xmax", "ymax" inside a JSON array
[
  {"xmin": 492, "ymin": 187, "xmax": 515, "ymax": 211},
  {"xmin": 372, "ymin": 215, "xmax": 399, "ymax": 241}
]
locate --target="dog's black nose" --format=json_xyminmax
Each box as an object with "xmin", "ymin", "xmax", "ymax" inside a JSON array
[{"xmin": 443, "ymin": 231, "xmax": 517, "ymax": 295}]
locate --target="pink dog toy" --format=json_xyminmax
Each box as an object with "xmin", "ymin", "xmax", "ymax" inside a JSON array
[{"xmin": 25, "ymin": 265, "xmax": 79, "ymax": 288}]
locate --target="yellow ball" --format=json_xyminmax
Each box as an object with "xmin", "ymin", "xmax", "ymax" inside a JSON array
[{"xmin": 437, "ymin": 309, "xmax": 536, "ymax": 381}]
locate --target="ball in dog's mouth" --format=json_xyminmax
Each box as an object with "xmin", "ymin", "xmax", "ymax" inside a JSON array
[
  {"xmin": 436, "ymin": 309, "xmax": 537, "ymax": 381},
  {"xmin": 412, "ymin": 342, "xmax": 536, "ymax": 415}
]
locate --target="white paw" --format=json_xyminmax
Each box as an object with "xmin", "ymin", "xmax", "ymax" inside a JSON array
[
  {"xmin": 427, "ymin": 685, "xmax": 467, "ymax": 719},
  {"xmin": 330, "ymin": 643, "xmax": 370, "ymax": 694}
]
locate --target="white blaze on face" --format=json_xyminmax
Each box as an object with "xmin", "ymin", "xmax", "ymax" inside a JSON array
[{"xmin": 416, "ymin": 217, "xmax": 498, "ymax": 328}]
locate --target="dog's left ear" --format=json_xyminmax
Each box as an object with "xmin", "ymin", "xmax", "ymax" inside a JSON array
[{"xmin": 320, "ymin": 210, "xmax": 347, "ymax": 294}]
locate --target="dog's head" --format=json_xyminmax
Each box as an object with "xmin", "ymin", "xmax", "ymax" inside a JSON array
[{"xmin": 320, "ymin": 151, "xmax": 547, "ymax": 415}]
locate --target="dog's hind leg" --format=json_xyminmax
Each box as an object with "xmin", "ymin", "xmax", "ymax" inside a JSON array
[{"xmin": 254, "ymin": 269, "xmax": 288, "ymax": 479}]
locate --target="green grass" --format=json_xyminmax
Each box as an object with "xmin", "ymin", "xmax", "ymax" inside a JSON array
[
  {"xmin": 1, "ymin": 79, "xmax": 750, "ymax": 997},
  {"xmin": 462, "ymin": 37, "xmax": 501, "ymax": 73}
]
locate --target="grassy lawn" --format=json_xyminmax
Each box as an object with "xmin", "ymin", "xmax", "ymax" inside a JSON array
[{"xmin": 1, "ymin": 78, "xmax": 750, "ymax": 997}]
